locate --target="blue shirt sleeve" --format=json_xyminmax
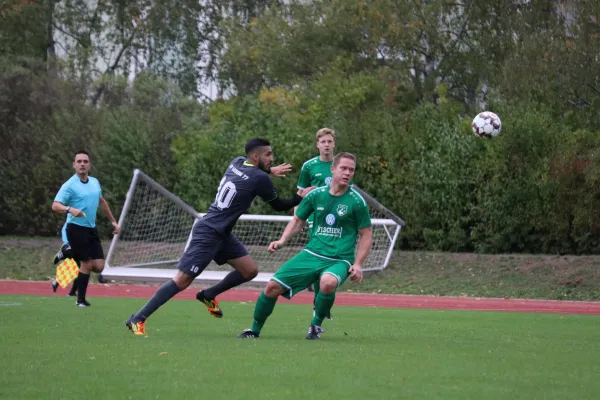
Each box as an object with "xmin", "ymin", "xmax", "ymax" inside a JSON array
[{"xmin": 54, "ymin": 181, "xmax": 72, "ymax": 205}]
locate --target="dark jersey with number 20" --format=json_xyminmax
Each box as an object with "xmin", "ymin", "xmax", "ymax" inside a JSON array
[{"xmin": 200, "ymin": 156, "xmax": 277, "ymax": 234}]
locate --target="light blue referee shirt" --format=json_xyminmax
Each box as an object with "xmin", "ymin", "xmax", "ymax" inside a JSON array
[
  {"xmin": 61, "ymin": 222, "xmax": 68, "ymax": 243},
  {"xmin": 54, "ymin": 175, "xmax": 102, "ymax": 228}
]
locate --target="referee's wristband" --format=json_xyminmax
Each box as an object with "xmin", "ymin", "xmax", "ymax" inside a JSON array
[{"xmin": 65, "ymin": 206, "xmax": 70, "ymax": 214}]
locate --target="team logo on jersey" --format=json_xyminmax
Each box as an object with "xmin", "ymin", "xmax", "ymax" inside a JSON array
[
  {"xmin": 325, "ymin": 214, "xmax": 336, "ymax": 225},
  {"xmin": 325, "ymin": 177, "xmax": 332, "ymax": 185},
  {"xmin": 337, "ymin": 204, "xmax": 348, "ymax": 216}
]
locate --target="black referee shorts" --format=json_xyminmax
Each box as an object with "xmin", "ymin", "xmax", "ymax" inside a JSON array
[{"xmin": 66, "ymin": 223, "xmax": 105, "ymax": 261}]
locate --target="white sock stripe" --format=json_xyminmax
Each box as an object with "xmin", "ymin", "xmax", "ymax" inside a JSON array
[
  {"xmin": 271, "ymin": 277, "xmax": 293, "ymax": 297},
  {"xmin": 322, "ymin": 271, "xmax": 342, "ymax": 286}
]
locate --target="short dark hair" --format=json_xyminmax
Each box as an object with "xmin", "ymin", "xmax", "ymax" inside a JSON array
[
  {"xmin": 245, "ymin": 138, "xmax": 271, "ymax": 155},
  {"xmin": 333, "ymin": 152, "xmax": 356, "ymax": 167},
  {"xmin": 74, "ymin": 150, "xmax": 90, "ymax": 160}
]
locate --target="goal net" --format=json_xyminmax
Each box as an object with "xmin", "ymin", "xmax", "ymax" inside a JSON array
[{"xmin": 103, "ymin": 169, "xmax": 405, "ymax": 283}]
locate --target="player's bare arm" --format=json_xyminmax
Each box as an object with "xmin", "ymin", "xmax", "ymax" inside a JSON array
[
  {"xmin": 270, "ymin": 163, "xmax": 293, "ymax": 178},
  {"xmin": 99, "ymin": 197, "xmax": 120, "ymax": 234},
  {"xmin": 268, "ymin": 215, "xmax": 306, "ymax": 253},
  {"xmin": 349, "ymin": 226, "xmax": 373, "ymax": 283},
  {"xmin": 51, "ymin": 201, "xmax": 85, "ymax": 217}
]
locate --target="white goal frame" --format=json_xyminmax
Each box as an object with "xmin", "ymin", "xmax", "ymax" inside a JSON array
[{"xmin": 103, "ymin": 169, "xmax": 405, "ymax": 284}]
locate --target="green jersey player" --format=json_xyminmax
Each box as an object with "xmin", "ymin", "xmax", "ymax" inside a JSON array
[
  {"xmin": 237, "ymin": 152, "xmax": 373, "ymax": 340},
  {"xmin": 296, "ymin": 128, "xmax": 353, "ymax": 320},
  {"xmin": 296, "ymin": 128, "xmax": 336, "ymax": 234}
]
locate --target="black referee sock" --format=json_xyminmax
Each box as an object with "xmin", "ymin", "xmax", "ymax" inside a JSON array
[
  {"xmin": 203, "ymin": 270, "xmax": 250, "ymax": 300},
  {"xmin": 77, "ymin": 272, "xmax": 90, "ymax": 302},
  {"xmin": 134, "ymin": 280, "xmax": 182, "ymax": 322},
  {"xmin": 68, "ymin": 277, "xmax": 78, "ymax": 296}
]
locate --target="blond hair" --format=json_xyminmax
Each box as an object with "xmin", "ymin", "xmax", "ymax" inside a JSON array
[{"xmin": 316, "ymin": 127, "xmax": 336, "ymax": 141}]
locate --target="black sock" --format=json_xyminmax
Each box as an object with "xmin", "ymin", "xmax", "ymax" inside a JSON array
[
  {"xmin": 68, "ymin": 277, "xmax": 78, "ymax": 296},
  {"xmin": 77, "ymin": 273, "xmax": 90, "ymax": 302},
  {"xmin": 202, "ymin": 270, "xmax": 250, "ymax": 300},
  {"xmin": 134, "ymin": 280, "xmax": 182, "ymax": 322}
]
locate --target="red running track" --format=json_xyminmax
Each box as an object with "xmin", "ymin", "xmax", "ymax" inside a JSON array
[{"xmin": 2, "ymin": 280, "xmax": 600, "ymax": 315}]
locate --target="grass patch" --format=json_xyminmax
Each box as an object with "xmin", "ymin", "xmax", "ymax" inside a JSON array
[
  {"xmin": 3, "ymin": 237, "xmax": 600, "ymax": 300},
  {"xmin": 348, "ymin": 251, "xmax": 600, "ymax": 301},
  {"xmin": 0, "ymin": 295, "xmax": 599, "ymax": 399}
]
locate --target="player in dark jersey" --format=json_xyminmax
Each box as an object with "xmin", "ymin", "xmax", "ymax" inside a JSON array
[{"xmin": 126, "ymin": 138, "xmax": 315, "ymax": 336}]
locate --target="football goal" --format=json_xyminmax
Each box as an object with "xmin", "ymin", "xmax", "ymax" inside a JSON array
[{"xmin": 103, "ymin": 169, "xmax": 405, "ymax": 284}]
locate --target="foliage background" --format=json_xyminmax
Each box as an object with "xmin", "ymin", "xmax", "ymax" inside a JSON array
[{"xmin": 1, "ymin": 0, "xmax": 599, "ymax": 254}]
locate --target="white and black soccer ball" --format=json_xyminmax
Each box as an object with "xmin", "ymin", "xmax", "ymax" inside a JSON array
[{"xmin": 472, "ymin": 111, "xmax": 501, "ymax": 139}]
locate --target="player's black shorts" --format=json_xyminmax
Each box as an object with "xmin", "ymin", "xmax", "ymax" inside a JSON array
[
  {"xmin": 177, "ymin": 221, "xmax": 248, "ymax": 277},
  {"xmin": 66, "ymin": 223, "xmax": 105, "ymax": 261}
]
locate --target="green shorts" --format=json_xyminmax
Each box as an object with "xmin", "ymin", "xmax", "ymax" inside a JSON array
[{"xmin": 271, "ymin": 250, "xmax": 351, "ymax": 299}]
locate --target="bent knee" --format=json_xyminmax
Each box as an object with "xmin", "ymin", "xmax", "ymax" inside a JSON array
[
  {"xmin": 264, "ymin": 281, "xmax": 285, "ymax": 298},
  {"xmin": 319, "ymin": 275, "xmax": 339, "ymax": 294},
  {"xmin": 92, "ymin": 261, "xmax": 105, "ymax": 273},
  {"xmin": 173, "ymin": 271, "xmax": 194, "ymax": 290},
  {"xmin": 240, "ymin": 266, "xmax": 258, "ymax": 280},
  {"xmin": 92, "ymin": 265, "xmax": 105, "ymax": 274}
]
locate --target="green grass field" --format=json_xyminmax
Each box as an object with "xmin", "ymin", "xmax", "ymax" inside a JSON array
[{"xmin": 1, "ymin": 295, "xmax": 599, "ymax": 399}]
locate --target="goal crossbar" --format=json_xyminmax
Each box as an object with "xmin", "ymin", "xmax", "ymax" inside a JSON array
[{"xmin": 103, "ymin": 169, "xmax": 404, "ymax": 284}]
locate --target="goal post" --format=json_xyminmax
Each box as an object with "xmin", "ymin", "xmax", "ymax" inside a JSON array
[{"xmin": 103, "ymin": 169, "xmax": 405, "ymax": 283}]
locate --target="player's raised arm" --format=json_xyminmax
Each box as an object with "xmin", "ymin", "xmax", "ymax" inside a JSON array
[
  {"xmin": 269, "ymin": 163, "xmax": 292, "ymax": 178},
  {"xmin": 266, "ymin": 185, "xmax": 315, "ymax": 211}
]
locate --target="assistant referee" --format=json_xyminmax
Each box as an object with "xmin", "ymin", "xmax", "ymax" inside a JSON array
[{"xmin": 52, "ymin": 150, "xmax": 120, "ymax": 307}]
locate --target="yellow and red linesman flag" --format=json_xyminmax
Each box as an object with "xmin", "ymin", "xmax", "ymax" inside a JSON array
[{"xmin": 55, "ymin": 258, "xmax": 79, "ymax": 288}]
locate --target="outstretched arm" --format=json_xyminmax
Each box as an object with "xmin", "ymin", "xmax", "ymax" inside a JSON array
[
  {"xmin": 269, "ymin": 163, "xmax": 292, "ymax": 178},
  {"xmin": 267, "ymin": 186, "xmax": 316, "ymax": 212},
  {"xmin": 268, "ymin": 216, "xmax": 306, "ymax": 253},
  {"xmin": 267, "ymin": 193, "xmax": 303, "ymax": 212}
]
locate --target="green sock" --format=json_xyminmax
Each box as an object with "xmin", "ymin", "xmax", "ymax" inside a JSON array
[
  {"xmin": 311, "ymin": 291, "xmax": 335, "ymax": 326},
  {"xmin": 251, "ymin": 292, "xmax": 277, "ymax": 334},
  {"xmin": 312, "ymin": 282, "xmax": 320, "ymax": 305}
]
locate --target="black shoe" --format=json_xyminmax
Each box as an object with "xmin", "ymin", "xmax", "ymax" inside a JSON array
[
  {"xmin": 196, "ymin": 290, "xmax": 223, "ymax": 318},
  {"xmin": 53, "ymin": 243, "xmax": 71, "ymax": 264},
  {"xmin": 306, "ymin": 324, "xmax": 321, "ymax": 340},
  {"xmin": 53, "ymin": 252, "xmax": 63, "ymax": 265},
  {"xmin": 67, "ymin": 290, "xmax": 77, "ymax": 297},
  {"xmin": 236, "ymin": 329, "xmax": 260, "ymax": 338},
  {"xmin": 75, "ymin": 299, "xmax": 91, "ymax": 307},
  {"xmin": 51, "ymin": 279, "xmax": 59, "ymax": 292}
]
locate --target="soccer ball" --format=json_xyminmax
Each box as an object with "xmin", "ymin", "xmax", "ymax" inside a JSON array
[{"xmin": 472, "ymin": 111, "xmax": 501, "ymax": 139}]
